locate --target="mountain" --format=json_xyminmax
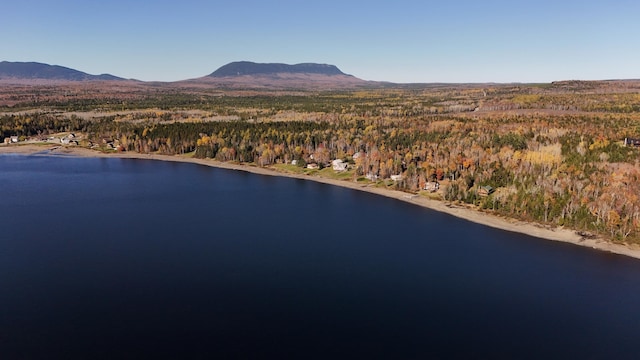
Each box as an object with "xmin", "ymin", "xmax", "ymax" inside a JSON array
[
  {"xmin": 0, "ymin": 61, "xmax": 124, "ymax": 81},
  {"xmin": 185, "ymin": 61, "xmax": 373, "ymax": 90},
  {"xmin": 0, "ymin": 60, "xmax": 375, "ymax": 89},
  {"xmin": 209, "ymin": 61, "xmax": 348, "ymax": 77}
]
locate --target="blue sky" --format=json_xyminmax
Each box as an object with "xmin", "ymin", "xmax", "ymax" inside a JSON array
[{"xmin": 3, "ymin": 0, "xmax": 638, "ymax": 83}]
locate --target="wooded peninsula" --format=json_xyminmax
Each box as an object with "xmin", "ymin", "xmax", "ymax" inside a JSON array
[{"xmin": 3, "ymin": 79, "xmax": 640, "ymax": 246}]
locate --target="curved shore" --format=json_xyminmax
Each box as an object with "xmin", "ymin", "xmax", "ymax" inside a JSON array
[{"xmin": 3, "ymin": 143, "xmax": 640, "ymax": 261}]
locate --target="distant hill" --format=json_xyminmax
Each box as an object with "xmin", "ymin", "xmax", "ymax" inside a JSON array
[
  {"xmin": 0, "ymin": 60, "xmax": 378, "ymax": 89},
  {"xmin": 209, "ymin": 61, "xmax": 348, "ymax": 77},
  {"xmin": 182, "ymin": 61, "xmax": 374, "ymax": 90},
  {"xmin": 0, "ymin": 61, "xmax": 124, "ymax": 81}
]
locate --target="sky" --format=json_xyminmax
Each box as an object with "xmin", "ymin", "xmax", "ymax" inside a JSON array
[{"xmin": 2, "ymin": 0, "xmax": 639, "ymax": 83}]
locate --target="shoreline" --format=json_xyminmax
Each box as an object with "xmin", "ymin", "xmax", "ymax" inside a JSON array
[{"xmin": 4, "ymin": 143, "xmax": 640, "ymax": 261}]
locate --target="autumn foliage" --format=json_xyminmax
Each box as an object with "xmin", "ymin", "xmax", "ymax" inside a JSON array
[{"xmin": 2, "ymin": 80, "xmax": 640, "ymax": 242}]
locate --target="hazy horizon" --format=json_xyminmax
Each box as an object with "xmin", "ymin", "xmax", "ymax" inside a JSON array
[{"xmin": 4, "ymin": 0, "xmax": 639, "ymax": 83}]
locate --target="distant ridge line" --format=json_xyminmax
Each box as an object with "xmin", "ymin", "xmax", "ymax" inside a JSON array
[
  {"xmin": 0, "ymin": 61, "xmax": 124, "ymax": 81},
  {"xmin": 209, "ymin": 61, "xmax": 350, "ymax": 77}
]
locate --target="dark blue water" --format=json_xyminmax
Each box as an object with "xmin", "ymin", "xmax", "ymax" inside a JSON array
[{"xmin": 2, "ymin": 155, "xmax": 640, "ymax": 359}]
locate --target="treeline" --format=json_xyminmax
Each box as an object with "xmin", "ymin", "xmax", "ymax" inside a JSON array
[
  {"xmin": 106, "ymin": 112, "xmax": 640, "ymax": 244},
  {"xmin": 3, "ymin": 91, "xmax": 640, "ymax": 243},
  {"xmin": 1, "ymin": 113, "xmax": 90, "ymax": 140}
]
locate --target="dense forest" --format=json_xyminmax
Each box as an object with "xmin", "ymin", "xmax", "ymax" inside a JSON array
[{"xmin": 2, "ymin": 82, "xmax": 640, "ymax": 243}]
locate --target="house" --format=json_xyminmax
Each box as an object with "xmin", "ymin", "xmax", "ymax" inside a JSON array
[
  {"xmin": 291, "ymin": 160, "xmax": 298, "ymax": 166},
  {"xmin": 10, "ymin": 136, "xmax": 19, "ymax": 143},
  {"xmin": 61, "ymin": 134, "xmax": 79, "ymax": 145},
  {"xmin": 624, "ymin": 138, "xmax": 640, "ymax": 147},
  {"xmin": 3, "ymin": 137, "xmax": 10, "ymax": 145},
  {"xmin": 478, "ymin": 185, "xmax": 495, "ymax": 197},
  {"xmin": 332, "ymin": 159, "xmax": 348, "ymax": 171},
  {"xmin": 365, "ymin": 173, "xmax": 379, "ymax": 181},
  {"xmin": 390, "ymin": 174, "xmax": 403, "ymax": 181},
  {"xmin": 424, "ymin": 181, "xmax": 440, "ymax": 192},
  {"xmin": 306, "ymin": 163, "xmax": 319, "ymax": 170}
]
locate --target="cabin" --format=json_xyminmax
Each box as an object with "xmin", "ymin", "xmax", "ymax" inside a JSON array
[
  {"xmin": 10, "ymin": 136, "xmax": 19, "ymax": 143},
  {"xmin": 352, "ymin": 152, "xmax": 363, "ymax": 161},
  {"xmin": 390, "ymin": 174, "xmax": 403, "ymax": 181},
  {"xmin": 478, "ymin": 185, "xmax": 495, "ymax": 197},
  {"xmin": 332, "ymin": 159, "xmax": 348, "ymax": 171},
  {"xmin": 624, "ymin": 138, "xmax": 640, "ymax": 147},
  {"xmin": 365, "ymin": 173, "xmax": 378, "ymax": 181},
  {"xmin": 306, "ymin": 163, "xmax": 319, "ymax": 170},
  {"xmin": 291, "ymin": 160, "xmax": 298, "ymax": 166},
  {"xmin": 424, "ymin": 181, "xmax": 439, "ymax": 192}
]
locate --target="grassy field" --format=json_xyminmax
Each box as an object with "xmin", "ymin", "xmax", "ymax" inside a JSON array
[{"xmin": 271, "ymin": 164, "xmax": 357, "ymax": 181}]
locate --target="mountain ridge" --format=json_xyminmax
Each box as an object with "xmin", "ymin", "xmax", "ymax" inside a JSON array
[
  {"xmin": 0, "ymin": 60, "xmax": 367, "ymax": 89},
  {"xmin": 208, "ymin": 61, "xmax": 349, "ymax": 77},
  {"xmin": 0, "ymin": 61, "xmax": 124, "ymax": 81},
  {"xmin": 179, "ymin": 61, "xmax": 374, "ymax": 90}
]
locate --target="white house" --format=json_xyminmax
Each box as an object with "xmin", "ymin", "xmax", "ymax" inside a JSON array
[
  {"xmin": 10, "ymin": 136, "xmax": 19, "ymax": 143},
  {"xmin": 390, "ymin": 174, "xmax": 403, "ymax": 181},
  {"xmin": 332, "ymin": 159, "xmax": 348, "ymax": 171},
  {"xmin": 424, "ymin": 181, "xmax": 440, "ymax": 192}
]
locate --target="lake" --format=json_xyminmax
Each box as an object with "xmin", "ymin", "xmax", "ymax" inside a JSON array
[{"xmin": 2, "ymin": 154, "xmax": 640, "ymax": 359}]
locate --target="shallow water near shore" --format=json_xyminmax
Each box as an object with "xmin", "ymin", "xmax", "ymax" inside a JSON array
[{"xmin": 2, "ymin": 154, "xmax": 640, "ymax": 359}]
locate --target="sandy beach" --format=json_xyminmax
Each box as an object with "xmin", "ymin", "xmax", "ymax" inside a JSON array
[{"xmin": 3, "ymin": 143, "xmax": 640, "ymax": 261}]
